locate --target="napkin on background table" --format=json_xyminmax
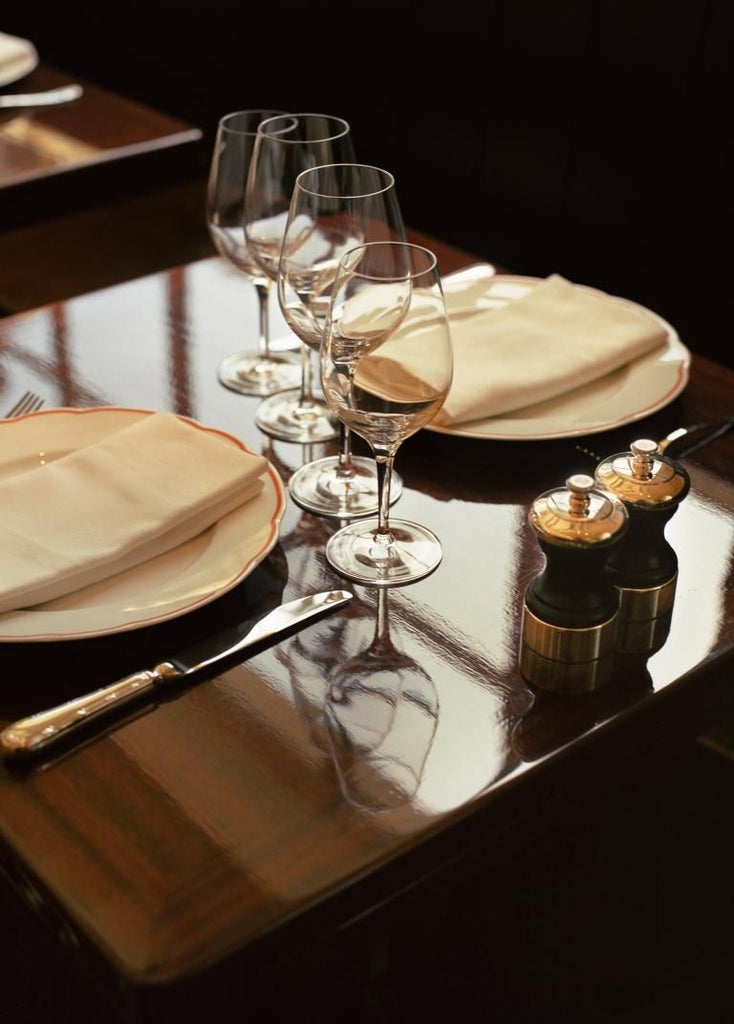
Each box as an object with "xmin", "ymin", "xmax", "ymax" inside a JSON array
[
  {"xmin": 0, "ymin": 31, "xmax": 38, "ymax": 87},
  {"xmin": 434, "ymin": 271, "xmax": 669, "ymax": 427},
  {"xmin": 0, "ymin": 412, "xmax": 269, "ymax": 614}
]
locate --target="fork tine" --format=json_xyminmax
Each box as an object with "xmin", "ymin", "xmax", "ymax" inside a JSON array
[
  {"xmin": 3, "ymin": 391, "xmax": 33, "ymax": 418},
  {"xmin": 26, "ymin": 393, "xmax": 45, "ymax": 415},
  {"xmin": 4, "ymin": 391, "xmax": 44, "ymax": 418}
]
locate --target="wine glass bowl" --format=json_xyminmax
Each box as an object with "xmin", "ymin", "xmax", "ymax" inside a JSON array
[
  {"xmin": 206, "ymin": 110, "xmax": 301, "ymax": 396},
  {"xmin": 321, "ymin": 242, "xmax": 453, "ymax": 586},
  {"xmin": 243, "ymin": 113, "xmax": 356, "ymax": 443},
  {"xmin": 278, "ymin": 162, "xmax": 407, "ymax": 517}
]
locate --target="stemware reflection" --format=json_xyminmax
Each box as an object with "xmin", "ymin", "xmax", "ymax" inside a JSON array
[
  {"xmin": 276, "ymin": 589, "xmax": 436, "ymax": 811},
  {"xmin": 324, "ymin": 588, "xmax": 439, "ymax": 811},
  {"xmin": 279, "ymin": 587, "xmax": 439, "ymax": 811}
]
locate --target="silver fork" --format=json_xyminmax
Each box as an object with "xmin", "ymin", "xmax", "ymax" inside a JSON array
[
  {"xmin": 657, "ymin": 416, "xmax": 734, "ymax": 458},
  {"xmin": 575, "ymin": 415, "xmax": 734, "ymax": 464},
  {"xmin": 4, "ymin": 390, "xmax": 45, "ymax": 418}
]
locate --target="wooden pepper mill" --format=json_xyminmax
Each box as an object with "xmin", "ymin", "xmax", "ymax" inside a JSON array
[
  {"xmin": 594, "ymin": 438, "xmax": 690, "ymax": 654},
  {"xmin": 519, "ymin": 473, "xmax": 628, "ymax": 692}
]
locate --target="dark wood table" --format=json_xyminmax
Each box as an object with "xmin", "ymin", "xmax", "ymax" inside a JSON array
[
  {"xmin": 0, "ymin": 231, "xmax": 732, "ymax": 1022},
  {"xmin": 0, "ymin": 63, "xmax": 202, "ymax": 229}
]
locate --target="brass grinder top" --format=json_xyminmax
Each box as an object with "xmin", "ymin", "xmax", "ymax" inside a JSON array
[
  {"xmin": 528, "ymin": 473, "xmax": 627, "ymax": 547},
  {"xmin": 595, "ymin": 439, "xmax": 690, "ymax": 508}
]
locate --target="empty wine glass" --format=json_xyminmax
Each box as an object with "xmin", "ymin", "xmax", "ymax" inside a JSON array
[
  {"xmin": 244, "ymin": 113, "xmax": 355, "ymax": 442},
  {"xmin": 321, "ymin": 242, "xmax": 453, "ymax": 586},
  {"xmin": 206, "ymin": 110, "xmax": 301, "ymax": 396},
  {"xmin": 278, "ymin": 163, "xmax": 406, "ymax": 517}
]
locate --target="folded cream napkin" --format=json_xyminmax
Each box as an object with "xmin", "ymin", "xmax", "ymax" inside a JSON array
[
  {"xmin": 433, "ymin": 272, "xmax": 669, "ymax": 427},
  {"xmin": 0, "ymin": 31, "xmax": 38, "ymax": 87},
  {"xmin": 0, "ymin": 411, "xmax": 269, "ymax": 614}
]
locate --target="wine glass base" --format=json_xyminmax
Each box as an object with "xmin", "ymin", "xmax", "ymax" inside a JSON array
[
  {"xmin": 288, "ymin": 455, "xmax": 403, "ymax": 518},
  {"xmin": 325, "ymin": 518, "xmax": 443, "ymax": 587},
  {"xmin": 255, "ymin": 389, "xmax": 339, "ymax": 443},
  {"xmin": 218, "ymin": 352, "xmax": 301, "ymax": 397}
]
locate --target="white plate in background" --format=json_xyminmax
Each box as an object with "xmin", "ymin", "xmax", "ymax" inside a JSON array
[{"xmin": 428, "ymin": 273, "xmax": 690, "ymax": 441}]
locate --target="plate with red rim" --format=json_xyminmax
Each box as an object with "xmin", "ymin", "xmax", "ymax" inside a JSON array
[
  {"xmin": 0, "ymin": 406, "xmax": 286, "ymax": 642},
  {"xmin": 427, "ymin": 273, "xmax": 691, "ymax": 441}
]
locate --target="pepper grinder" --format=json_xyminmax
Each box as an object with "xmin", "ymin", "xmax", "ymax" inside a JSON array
[
  {"xmin": 594, "ymin": 438, "xmax": 690, "ymax": 653},
  {"xmin": 519, "ymin": 473, "xmax": 628, "ymax": 692}
]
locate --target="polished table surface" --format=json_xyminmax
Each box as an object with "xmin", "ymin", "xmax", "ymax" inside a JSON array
[
  {"xmin": 0, "ymin": 63, "xmax": 201, "ymax": 188},
  {"xmin": 0, "ymin": 63, "xmax": 202, "ymax": 229},
  {"xmin": 0, "ymin": 230, "xmax": 732, "ymax": 1020}
]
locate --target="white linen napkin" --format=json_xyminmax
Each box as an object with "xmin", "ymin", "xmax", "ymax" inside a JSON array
[
  {"xmin": 0, "ymin": 411, "xmax": 270, "ymax": 614},
  {"xmin": 434, "ymin": 271, "xmax": 669, "ymax": 427},
  {"xmin": 0, "ymin": 31, "xmax": 38, "ymax": 87}
]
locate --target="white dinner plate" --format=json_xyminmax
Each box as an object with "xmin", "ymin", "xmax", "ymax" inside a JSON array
[
  {"xmin": 427, "ymin": 273, "xmax": 691, "ymax": 441},
  {"xmin": 0, "ymin": 407, "xmax": 286, "ymax": 642},
  {"xmin": 0, "ymin": 32, "xmax": 39, "ymax": 88}
]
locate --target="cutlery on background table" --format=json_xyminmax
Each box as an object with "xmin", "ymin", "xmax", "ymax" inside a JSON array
[
  {"xmin": 575, "ymin": 415, "xmax": 734, "ymax": 465},
  {"xmin": 1, "ymin": 589, "xmax": 353, "ymax": 759},
  {"xmin": 3, "ymin": 390, "xmax": 44, "ymax": 418},
  {"xmin": 0, "ymin": 84, "xmax": 83, "ymax": 109},
  {"xmin": 657, "ymin": 416, "xmax": 734, "ymax": 458}
]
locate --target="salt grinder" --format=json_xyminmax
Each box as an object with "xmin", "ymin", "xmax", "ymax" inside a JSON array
[
  {"xmin": 519, "ymin": 474, "xmax": 628, "ymax": 692},
  {"xmin": 594, "ymin": 439, "xmax": 690, "ymax": 652}
]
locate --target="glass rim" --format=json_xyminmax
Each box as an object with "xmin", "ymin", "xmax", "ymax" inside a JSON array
[
  {"xmin": 337, "ymin": 241, "xmax": 438, "ymax": 281},
  {"xmin": 257, "ymin": 112, "xmax": 351, "ymax": 144},
  {"xmin": 218, "ymin": 109, "xmax": 288, "ymax": 135},
  {"xmin": 294, "ymin": 163, "xmax": 395, "ymax": 200}
]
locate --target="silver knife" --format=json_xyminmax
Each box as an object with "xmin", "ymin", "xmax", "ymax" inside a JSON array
[{"xmin": 1, "ymin": 589, "xmax": 352, "ymax": 758}]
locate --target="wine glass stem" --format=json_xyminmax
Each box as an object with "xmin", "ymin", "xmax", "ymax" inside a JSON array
[
  {"xmin": 337, "ymin": 422, "xmax": 355, "ymax": 476},
  {"xmin": 375, "ymin": 453, "xmax": 395, "ymax": 544},
  {"xmin": 296, "ymin": 342, "xmax": 325, "ymax": 417},
  {"xmin": 299, "ymin": 344, "xmax": 318, "ymax": 413},
  {"xmin": 254, "ymin": 280, "xmax": 271, "ymax": 359}
]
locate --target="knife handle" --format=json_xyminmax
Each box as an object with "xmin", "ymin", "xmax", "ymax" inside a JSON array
[{"xmin": 0, "ymin": 664, "xmax": 177, "ymax": 757}]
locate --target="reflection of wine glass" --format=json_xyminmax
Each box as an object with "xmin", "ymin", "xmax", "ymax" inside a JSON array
[
  {"xmin": 244, "ymin": 113, "xmax": 355, "ymax": 442},
  {"xmin": 279, "ymin": 163, "xmax": 406, "ymax": 517},
  {"xmin": 321, "ymin": 242, "xmax": 453, "ymax": 586},
  {"xmin": 324, "ymin": 588, "xmax": 438, "ymax": 811},
  {"xmin": 206, "ymin": 110, "xmax": 301, "ymax": 396}
]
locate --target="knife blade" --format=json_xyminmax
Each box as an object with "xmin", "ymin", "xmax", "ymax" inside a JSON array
[{"xmin": 0, "ymin": 589, "xmax": 352, "ymax": 758}]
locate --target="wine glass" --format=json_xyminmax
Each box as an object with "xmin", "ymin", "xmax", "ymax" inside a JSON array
[
  {"xmin": 243, "ymin": 113, "xmax": 355, "ymax": 442},
  {"xmin": 321, "ymin": 242, "xmax": 453, "ymax": 586},
  {"xmin": 206, "ymin": 109, "xmax": 301, "ymax": 396},
  {"xmin": 278, "ymin": 163, "xmax": 406, "ymax": 517}
]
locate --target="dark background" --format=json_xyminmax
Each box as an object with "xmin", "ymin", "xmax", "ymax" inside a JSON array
[{"xmin": 3, "ymin": 0, "xmax": 730, "ymax": 367}]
